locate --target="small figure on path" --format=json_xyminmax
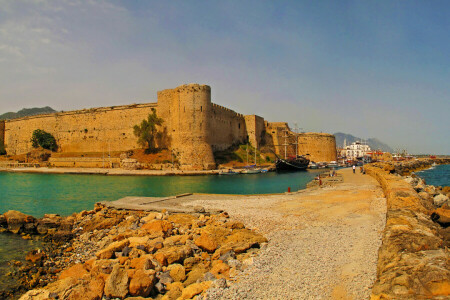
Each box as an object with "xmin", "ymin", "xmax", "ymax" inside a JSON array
[{"xmin": 353, "ymin": 165, "xmax": 356, "ymax": 174}]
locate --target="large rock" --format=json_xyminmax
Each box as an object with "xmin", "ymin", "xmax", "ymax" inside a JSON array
[
  {"xmin": 154, "ymin": 245, "xmax": 192, "ymax": 266},
  {"xmin": 163, "ymin": 282, "xmax": 184, "ymax": 300},
  {"xmin": 128, "ymin": 269, "xmax": 156, "ymax": 297},
  {"xmin": 184, "ymin": 263, "xmax": 208, "ymax": 287},
  {"xmin": 167, "ymin": 214, "xmax": 196, "ymax": 226},
  {"xmin": 61, "ymin": 275, "xmax": 105, "ymax": 300},
  {"xmin": 141, "ymin": 220, "xmax": 173, "ymax": 236},
  {"xmin": 167, "ymin": 264, "xmax": 186, "ymax": 282},
  {"xmin": 195, "ymin": 232, "xmax": 218, "ymax": 252},
  {"xmin": 96, "ymin": 239, "xmax": 130, "ymax": 259},
  {"xmin": 180, "ymin": 281, "xmax": 211, "ymax": 299},
  {"xmin": 4, "ymin": 210, "xmax": 36, "ymax": 234},
  {"xmin": 58, "ymin": 263, "xmax": 89, "ymax": 280},
  {"xmin": 433, "ymin": 194, "xmax": 449, "ymax": 207},
  {"xmin": 130, "ymin": 255, "xmax": 154, "ymax": 270},
  {"xmin": 104, "ymin": 264, "xmax": 129, "ymax": 298},
  {"xmin": 222, "ymin": 228, "xmax": 268, "ymax": 253}
]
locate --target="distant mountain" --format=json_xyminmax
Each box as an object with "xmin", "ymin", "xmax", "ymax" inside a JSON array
[
  {"xmin": 334, "ymin": 132, "xmax": 394, "ymax": 153},
  {"xmin": 0, "ymin": 106, "xmax": 57, "ymax": 120}
]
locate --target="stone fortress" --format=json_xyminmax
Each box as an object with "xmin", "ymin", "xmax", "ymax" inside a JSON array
[{"xmin": 0, "ymin": 84, "xmax": 337, "ymax": 170}]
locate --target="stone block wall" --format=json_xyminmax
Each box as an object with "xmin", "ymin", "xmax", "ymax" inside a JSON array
[
  {"xmin": 48, "ymin": 157, "xmax": 121, "ymax": 168},
  {"xmin": 244, "ymin": 115, "xmax": 265, "ymax": 148},
  {"xmin": 4, "ymin": 104, "xmax": 157, "ymax": 156},
  {"xmin": 210, "ymin": 104, "xmax": 247, "ymax": 151},
  {"xmin": 266, "ymin": 122, "xmax": 337, "ymax": 162},
  {"xmin": 0, "ymin": 120, "xmax": 5, "ymax": 147}
]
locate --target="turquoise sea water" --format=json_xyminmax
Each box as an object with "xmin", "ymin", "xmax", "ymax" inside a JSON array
[
  {"xmin": 0, "ymin": 170, "xmax": 322, "ymax": 218},
  {"xmin": 0, "ymin": 169, "xmax": 320, "ymax": 294},
  {"xmin": 416, "ymin": 164, "xmax": 450, "ymax": 187}
]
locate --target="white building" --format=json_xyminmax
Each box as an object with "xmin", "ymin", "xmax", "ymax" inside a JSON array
[{"xmin": 343, "ymin": 141, "xmax": 371, "ymax": 160}]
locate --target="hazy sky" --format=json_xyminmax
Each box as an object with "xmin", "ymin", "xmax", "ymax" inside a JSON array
[{"xmin": 0, "ymin": 0, "xmax": 448, "ymax": 154}]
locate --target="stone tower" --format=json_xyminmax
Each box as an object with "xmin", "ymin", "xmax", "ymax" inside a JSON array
[{"xmin": 157, "ymin": 84, "xmax": 216, "ymax": 170}]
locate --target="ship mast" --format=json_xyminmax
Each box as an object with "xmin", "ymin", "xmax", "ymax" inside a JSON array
[{"xmin": 282, "ymin": 128, "xmax": 289, "ymax": 159}]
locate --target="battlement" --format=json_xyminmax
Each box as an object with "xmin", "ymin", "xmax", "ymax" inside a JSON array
[
  {"xmin": 5, "ymin": 102, "xmax": 158, "ymax": 124},
  {"xmin": 211, "ymin": 103, "xmax": 243, "ymax": 117}
]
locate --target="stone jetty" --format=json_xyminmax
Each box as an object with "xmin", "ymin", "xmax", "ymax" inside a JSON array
[{"xmin": 366, "ymin": 160, "xmax": 449, "ymax": 299}]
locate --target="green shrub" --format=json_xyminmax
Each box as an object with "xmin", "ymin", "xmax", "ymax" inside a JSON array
[
  {"xmin": 134, "ymin": 109, "xmax": 163, "ymax": 151},
  {"xmin": 31, "ymin": 129, "xmax": 58, "ymax": 151}
]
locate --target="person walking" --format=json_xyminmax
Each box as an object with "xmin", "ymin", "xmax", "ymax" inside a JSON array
[{"xmin": 353, "ymin": 165, "xmax": 356, "ymax": 174}]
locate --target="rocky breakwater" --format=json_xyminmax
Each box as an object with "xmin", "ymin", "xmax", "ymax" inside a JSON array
[
  {"xmin": 3, "ymin": 204, "xmax": 267, "ymax": 300},
  {"xmin": 373, "ymin": 158, "xmax": 450, "ymax": 176},
  {"xmin": 366, "ymin": 162, "xmax": 449, "ymax": 299}
]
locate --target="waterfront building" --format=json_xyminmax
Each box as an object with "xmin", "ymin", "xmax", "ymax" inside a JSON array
[{"xmin": 344, "ymin": 141, "xmax": 371, "ymax": 160}]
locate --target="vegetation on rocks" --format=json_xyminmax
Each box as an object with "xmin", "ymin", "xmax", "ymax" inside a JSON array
[
  {"xmin": 0, "ymin": 204, "xmax": 267, "ymax": 299},
  {"xmin": 31, "ymin": 129, "xmax": 58, "ymax": 152},
  {"xmin": 134, "ymin": 109, "xmax": 164, "ymax": 153}
]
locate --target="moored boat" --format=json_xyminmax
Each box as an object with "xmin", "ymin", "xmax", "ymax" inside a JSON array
[
  {"xmin": 218, "ymin": 169, "xmax": 240, "ymax": 175},
  {"xmin": 328, "ymin": 161, "xmax": 338, "ymax": 168},
  {"xmin": 275, "ymin": 155, "xmax": 310, "ymax": 171}
]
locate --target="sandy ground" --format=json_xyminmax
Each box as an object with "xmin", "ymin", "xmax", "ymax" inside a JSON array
[{"xmin": 184, "ymin": 168, "xmax": 387, "ymax": 299}]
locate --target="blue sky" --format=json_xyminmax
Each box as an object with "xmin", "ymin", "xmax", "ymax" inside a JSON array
[{"xmin": 0, "ymin": 0, "xmax": 448, "ymax": 154}]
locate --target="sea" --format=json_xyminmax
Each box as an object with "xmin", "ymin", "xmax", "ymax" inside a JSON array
[
  {"xmin": 415, "ymin": 164, "xmax": 450, "ymax": 187},
  {"xmin": 0, "ymin": 169, "xmax": 322, "ymax": 292}
]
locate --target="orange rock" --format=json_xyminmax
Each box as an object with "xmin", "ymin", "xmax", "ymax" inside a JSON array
[
  {"xmin": 129, "ymin": 269, "xmax": 156, "ymax": 297},
  {"xmin": 164, "ymin": 282, "xmax": 184, "ymax": 300},
  {"xmin": 180, "ymin": 281, "xmax": 212, "ymax": 299},
  {"xmin": 59, "ymin": 263, "xmax": 89, "ymax": 280},
  {"xmin": 95, "ymin": 239, "xmax": 130, "ymax": 259},
  {"xmin": 167, "ymin": 264, "xmax": 186, "ymax": 282},
  {"xmin": 154, "ymin": 252, "xmax": 168, "ymax": 266},
  {"xmin": 195, "ymin": 232, "xmax": 218, "ymax": 253},
  {"xmin": 210, "ymin": 262, "xmax": 230, "ymax": 278},
  {"xmin": 130, "ymin": 255, "xmax": 154, "ymax": 270},
  {"xmin": 167, "ymin": 214, "xmax": 196, "ymax": 226},
  {"xmin": 155, "ymin": 245, "xmax": 193, "ymax": 265},
  {"xmin": 141, "ymin": 220, "xmax": 173, "ymax": 236}
]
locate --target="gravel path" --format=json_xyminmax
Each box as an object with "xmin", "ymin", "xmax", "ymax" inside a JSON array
[{"xmin": 185, "ymin": 169, "xmax": 386, "ymax": 299}]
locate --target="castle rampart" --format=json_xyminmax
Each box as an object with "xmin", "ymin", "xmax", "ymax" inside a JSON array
[
  {"xmin": 4, "ymin": 103, "xmax": 157, "ymax": 155},
  {"xmin": 266, "ymin": 122, "xmax": 337, "ymax": 162},
  {"xmin": 2, "ymin": 83, "xmax": 337, "ymax": 169}
]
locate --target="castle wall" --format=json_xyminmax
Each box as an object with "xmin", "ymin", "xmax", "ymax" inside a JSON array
[
  {"xmin": 0, "ymin": 121, "xmax": 5, "ymax": 148},
  {"xmin": 244, "ymin": 115, "xmax": 265, "ymax": 148},
  {"xmin": 266, "ymin": 122, "xmax": 337, "ymax": 162},
  {"xmin": 298, "ymin": 133, "xmax": 337, "ymax": 162},
  {"xmin": 4, "ymin": 103, "xmax": 157, "ymax": 155},
  {"xmin": 210, "ymin": 104, "xmax": 246, "ymax": 151}
]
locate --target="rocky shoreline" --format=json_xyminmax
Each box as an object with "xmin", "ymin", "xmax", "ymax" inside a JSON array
[
  {"xmin": 366, "ymin": 159, "xmax": 449, "ymax": 299},
  {"xmin": 1, "ymin": 158, "xmax": 448, "ymax": 299},
  {"xmin": 1, "ymin": 205, "xmax": 267, "ymax": 300}
]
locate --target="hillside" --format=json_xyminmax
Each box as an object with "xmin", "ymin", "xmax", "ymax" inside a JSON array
[
  {"xmin": 0, "ymin": 107, "xmax": 57, "ymax": 120},
  {"xmin": 334, "ymin": 132, "xmax": 394, "ymax": 153}
]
